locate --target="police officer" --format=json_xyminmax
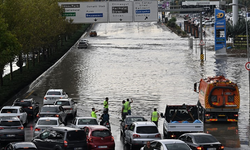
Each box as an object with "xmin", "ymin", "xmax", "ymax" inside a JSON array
[
  {"xmin": 121, "ymin": 100, "xmax": 128, "ymax": 120},
  {"xmin": 91, "ymin": 108, "xmax": 99, "ymax": 119},
  {"xmin": 151, "ymin": 108, "xmax": 160, "ymax": 127},
  {"xmin": 125, "ymin": 98, "xmax": 133, "ymax": 115},
  {"xmin": 103, "ymin": 97, "xmax": 109, "ymax": 113}
]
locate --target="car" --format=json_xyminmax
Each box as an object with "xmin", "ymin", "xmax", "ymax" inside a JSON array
[
  {"xmin": 0, "ymin": 106, "xmax": 28, "ymax": 125},
  {"xmin": 43, "ymin": 89, "xmax": 68, "ymax": 105},
  {"xmin": 120, "ymin": 116, "xmax": 147, "ymax": 138},
  {"xmin": 202, "ymin": 20, "xmax": 214, "ymax": 26},
  {"xmin": 90, "ymin": 30, "xmax": 97, "ymax": 37},
  {"xmin": 54, "ymin": 98, "xmax": 77, "ymax": 118},
  {"xmin": 13, "ymin": 98, "xmax": 39, "ymax": 118},
  {"xmin": 4, "ymin": 142, "xmax": 38, "ymax": 150},
  {"xmin": 77, "ymin": 40, "xmax": 88, "ymax": 49},
  {"xmin": 32, "ymin": 127, "xmax": 87, "ymax": 150},
  {"xmin": 83, "ymin": 125, "xmax": 115, "ymax": 150},
  {"xmin": 140, "ymin": 139, "xmax": 192, "ymax": 150},
  {"xmin": 0, "ymin": 116, "xmax": 25, "ymax": 142},
  {"xmin": 37, "ymin": 105, "xmax": 67, "ymax": 125},
  {"xmin": 124, "ymin": 121, "xmax": 161, "ymax": 149},
  {"xmin": 70, "ymin": 117, "xmax": 98, "ymax": 129},
  {"xmin": 179, "ymin": 133, "xmax": 224, "ymax": 150},
  {"xmin": 33, "ymin": 117, "xmax": 65, "ymax": 137}
]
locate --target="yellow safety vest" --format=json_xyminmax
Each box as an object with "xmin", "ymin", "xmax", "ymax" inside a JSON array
[
  {"xmin": 151, "ymin": 111, "xmax": 158, "ymax": 121},
  {"xmin": 91, "ymin": 111, "xmax": 97, "ymax": 118},
  {"xmin": 125, "ymin": 101, "xmax": 131, "ymax": 110},
  {"xmin": 123, "ymin": 103, "xmax": 128, "ymax": 113},
  {"xmin": 104, "ymin": 100, "xmax": 108, "ymax": 108}
]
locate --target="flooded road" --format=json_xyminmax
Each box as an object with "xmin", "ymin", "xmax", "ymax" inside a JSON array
[{"xmin": 23, "ymin": 22, "xmax": 249, "ymax": 149}]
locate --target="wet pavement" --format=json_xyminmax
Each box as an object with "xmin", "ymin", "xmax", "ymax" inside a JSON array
[{"xmin": 2, "ymin": 20, "xmax": 250, "ymax": 150}]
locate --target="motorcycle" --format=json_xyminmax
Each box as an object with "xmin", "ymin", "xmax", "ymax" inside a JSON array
[{"xmin": 101, "ymin": 121, "xmax": 111, "ymax": 130}]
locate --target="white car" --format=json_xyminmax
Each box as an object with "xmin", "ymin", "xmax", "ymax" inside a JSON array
[
  {"xmin": 33, "ymin": 117, "xmax": 64, "ymax": 137},
  {"xmin": 54, "ymin": 98, "xmax": 77, "ymax": 118},
  {"xmin": 43, "ymin": 89, "xmax": 68, "ymax": 105},
  {"xmin": 202, "ymin": 20, "xmax": 214, "ymax": 26},
  {"xmin": 0, "ymin": 106, "xmax": 28, "ymax": 125},
  {"xmin": 140, "ymin": 139, "xmax": 192, "ymax": 150},
  {"xmin": 70, "ymin": 117, "xmax": 98, "ymax": 129}
]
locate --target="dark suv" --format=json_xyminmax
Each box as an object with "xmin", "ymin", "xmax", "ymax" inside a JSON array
[
  {"xmin": 32, "ymin": 127, "xmax": 87, "ymax": 150},
  {"xmin": 13, "ymin": 98, "xmax": 39, "ymax": 118}
]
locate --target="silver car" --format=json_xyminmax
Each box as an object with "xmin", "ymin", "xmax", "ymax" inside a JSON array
[
  {"xmin": 140, "ymin": 139, "xmax": 192, "ymax": 150},
  {"xmin": 54, "ymin": 98, "xmax": 77, "ymax": 118},
  {"xmin": 70, "ymin": 117, "xmax": 98, "ymax": 129},
  {"xmin": 33, "ymin": 117, "xmax": 64, "ymax": 137},
  {"xmin": 43, "ymin": 89, "xmax": 68, "ymax": 105},
  {"xmin": 124, "ymin": 121, "xmax": 161, "ymax": 149}
]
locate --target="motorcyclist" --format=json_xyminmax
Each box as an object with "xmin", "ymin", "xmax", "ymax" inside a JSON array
[{"xmin": 100, "ymin": 108, "xmax": 110, "ymax": 125}]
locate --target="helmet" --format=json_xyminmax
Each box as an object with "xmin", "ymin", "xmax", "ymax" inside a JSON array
[{"xmin": 103, "ymin": 108, "xmax": 108, "ymax": 113}]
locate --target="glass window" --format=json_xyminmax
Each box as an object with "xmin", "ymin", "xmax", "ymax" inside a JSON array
[
  {"xmin": 40, "ymin": 131, "xmax": 50, "ymax": 139},
  {"xmin": 92, "ymin": 130, "xmax": 111, "ymax": 137},
  {"xmin": 136, "ymin": 126, "xmax": 158, "ymax": 133},
  {"xmin": 165, "ymin": 143, "xmax": 190, "ymax": 150},
  {"xmin": 55, "ymin": 101, "xmax": 70, "ymax": 106},
  {"xmin": 67, "ymin": 130, "xmax": 86, "ymax": 141},
  {"xmin": 194, "ymin": 135, "xmax": 218, "ymax": 143},
  {"xmin": 41, "ymin": 107, "xmax": 59, "ymax": 112},
  {"xmin": 14, "ymin": 101, "xmax": 32, "ymax": 107},
  {"xmin": 78, "ymin": 119, "xmax": 98, "ymax": 125},
  {"xmin": 1, "ymin": 109, "xmax": 17, "ymax": 113},
  {"xmin": 0, "ymin": 121, "xmax": 21, "ymax": 126},
  {"xmin": 47, "ymin": 91, "xmax": 62, "ymax": 95},
  {"xmin": 38, "ymin": 120, "xmax": 58, "ymax": 125},
  {"xmin": 228, "ymin": 95, "xmax": 234, "ymax": 102}
]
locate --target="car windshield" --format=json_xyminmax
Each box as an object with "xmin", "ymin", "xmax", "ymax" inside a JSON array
[
  {"xmin": 0, "ymin": 121, "xmax": 21, "ymax": 126},
  {"xmin": 92, "ymin": 130, "xmax": 111, "ymax": 137},
  {"xmin": 126, "ymin": 117, "xmax": 145, "ymax": 124},
  {"xmin": 67, "ymin": 130, "xmax": 86, "ymax": 141},
  {"xmin": 47, "ymin": 91, "xmax": 62, "ymax": 95},
  {"xmin": 14, "ymin": 101, "xmax": 32, "ymax": 107},
  {"xmin": 165, "ymin": 143, "xmax": 190, "ymax": 150},
  {"xmin": 78, "ymin": 119, "xmax": 98, "ymax": 125},
  {"xmin": 55, "ymin": 101, "xmax": 70, "ymax": 106},
  {"xmin": 1, "ymin": 109, "xmax": 17, "ymax": 113},
  {"xmin": 38, "ymin": 120, "xmax": 58, "ymax": 125},
  {"xmin": 136, "ymin": 126, "xmax": 158, "ymax": 134},
  {"xmin": 41, "ymin": 107, "xmax": 59, "ymax": 112},
  {"xmin": 194, "ymin": 135, "xmax": 218, "ymax": 143}
]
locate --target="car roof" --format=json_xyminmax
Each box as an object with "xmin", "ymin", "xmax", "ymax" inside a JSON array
[
  {"xmin": 46, "ymin": 89, "xmax": 63, "ymax": 92},
  {"xmin": 153, "ymin": 139, "xmax": 187, "ymax": 144},
  {"xmin": 55, "ymin": 98, "xmax": 72, "ymax": 102},
  {"xmin": 133, "ymin": 121, "xmax": 156, "ymax": 126},
  {"xmin": 86, "ymin": 125, "xmax": 109, "ymax": 130},
  {"xmin": 183, "ymin": 133, "xmax": 212, "ymax": 136},
  {"xmin": 51, "ymin": 126, "xmax": 81, "ymax": 132},
  {"xmin": 12, "ymin": 142, "xmax": 37, "ymax": 149},
  {"xmin": 37, "ymin": 117, "xmax": 59, "ymax": 121},
  {"xmin": 1, "ymin": 106, "xmax": 22, "ymax": 109},
  {"xmin": 42, "ymin": 105, "xmax": 60, "ymax": 108},
  {"xmin": 75, "ymin": 117, "xmax": 97, "ymax": 120},
  {"xmin": 0, "ymin": 116, "xmax": 20, "ymax": 121},
  {"xmin": 15, "ymin": 98, "xmax": 33, "ymax": 102}
]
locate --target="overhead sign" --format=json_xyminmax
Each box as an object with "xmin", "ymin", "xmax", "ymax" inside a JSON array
[
  {"xmin": 134, "ymin": 1, "xmax": 158, "ymax": 22},
  {"xmin": 109, "ymin": 2, "xmax": 133, "ymax": 22}
]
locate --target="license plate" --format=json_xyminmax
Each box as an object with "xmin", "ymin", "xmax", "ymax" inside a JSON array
[
  {"xmin": 207, "ymin": 148, "xmax": 216, "ymax": 150},
  {"xmin": 6, "ymin": 134, "xmax": 15, "ymax": 137},
  {"xmin": 98, "ymin": 146, "xmax": 107, "ymax": 148},
  {"xmin": 74, "ymin": 148, "xmax": 82, "ymax": 150}
]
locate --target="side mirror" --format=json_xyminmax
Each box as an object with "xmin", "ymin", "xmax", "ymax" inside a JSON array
[{"xmin": 160, "ymin": 113, "xmax": 164, "ymax": 118}]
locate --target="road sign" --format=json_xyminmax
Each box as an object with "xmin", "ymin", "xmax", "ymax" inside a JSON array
[
  {"xmin": 245, "ymin": 62, "xmax": 250, "ymax": 71},
  {"xmin": 199, "ymin": 40, "xmax": 205, "ymax": 46},
  {"xmin": 109, "ymin": 2, "xmax": 133, "ymax": 22},
  {"xmin": 134, "ymin": 1, "xmax": 158, "ymax": 22}
]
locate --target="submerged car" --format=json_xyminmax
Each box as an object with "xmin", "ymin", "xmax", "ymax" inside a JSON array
[
  {"xmin": 4, "ymin": 142, "xmax": 38, "ymax": 150},
  {"xmin": 43, "ymin": 89, "xmax": 68, "ymax": 105},
  {"xmin": 71, "ymin": 117, "xmax": 98, "ymax": 129},
  {"xmin": 140, "ymin": 139, "xmax": 192, "ymax": 150},
  {"xmin": 13, "ymin": 98, "xmax": 39, "ymax": 118},
  {"xmin": 90, "ymin": 30, "xmax": 97, "ymax": 37},
  {"xmin": 54, "ymin": 98, "xmax": 77, "ymax": 118},
  {"xmin": 77, "ymin": 40, "xmax": 88, "ymax": 49}
]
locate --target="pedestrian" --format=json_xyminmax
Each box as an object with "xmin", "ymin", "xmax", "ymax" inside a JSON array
[
  {"xmin": 121, "ymin": 100, "xmax": 128, "ymax": 121},
  {"xmin": 151, "ymin": 108, "xmax": 160, "ymax": 127},
  {"xmin": 103, "ymin": 97, "xmax": 109, "ymax": 113},
  {"xmin": 143, "ymin": 141, "xmax": 153, "ymax": 150},
  {"xmin": 203, "ymin": 30, "xmax": 206, "ymax": 38},
  {"xmin": 179, "ymin": 22, "xmax": 182, "ymax": 28},
  {"xmin": 125, "ymin": 98, "xmax": 133, "ymax": 115},
  {"xmin": 91, "ymin": 108, "xmax": 99, "ymax": 119}
]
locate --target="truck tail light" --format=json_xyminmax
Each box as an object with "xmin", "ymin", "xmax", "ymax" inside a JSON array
[
  {"xmin": 133, "ymin": 134, "xmax": 140, "ymax": 138},
  {"xmin": 170, "ymin": 134, "xmax": 176, "ymax": 138},
  {"xmin": 64, "ymin": 140, "xmax": 68, "ymax": 147},
  {"xmin": 205, "ymin": 114, "xmax": 210, "ymax": 117},
  {"xmin": 234, "ymin": 114, "xmax": 238, "ymax": 117}
]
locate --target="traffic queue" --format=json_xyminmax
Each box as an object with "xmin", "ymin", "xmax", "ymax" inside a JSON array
[{"xmin": 0, "ymin": 88, "xmax": 225, "ymax": 150}]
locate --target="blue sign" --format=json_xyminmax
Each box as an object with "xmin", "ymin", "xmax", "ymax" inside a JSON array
[
  {"xmin": 86, "ymin": 13, "xmax": 103, "ymax": 18},
  {"xmin": 214, "ymin": 9, "xmax": 226, "ymax": 51},
  {"xmin": 136, "ymin": 10, "xmax": 150, "ymax": 14}
]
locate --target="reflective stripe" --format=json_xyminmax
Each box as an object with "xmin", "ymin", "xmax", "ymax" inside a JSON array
[
  {"xmin": 151, "ymin": 111, "xmax": 158, "ymax": 121},
  {"xmin": 91, "ymin": 111, "xmax": 97, "ymax": 118}
]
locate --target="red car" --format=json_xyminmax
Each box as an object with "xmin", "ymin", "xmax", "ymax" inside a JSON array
[{"xmin": 83, "ymin": 125, "xmax": 115, "ymax": 150}]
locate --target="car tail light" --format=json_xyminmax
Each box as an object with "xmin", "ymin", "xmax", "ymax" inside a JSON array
[
  {"xmin": 37, "ymin": 114, "xmax": 39, "ymax": 118},
  {"xmin": 125, "ymin": 125, "xmax": 127, "ymax": 129},
  {"xmin": 18, "ymin": 127, "xmax": 24, "ymax": 130},
  {"xmin": 0, "ymin": 127, "xmax": 4, "ymax": 130},
  {"xmin": 55, "ymin": 114, "xmax": 59, "ymax": 117},
  {"xmin": 155, "ymin": 134, "xmax": 161, "ymax": 138},
  {"xmin": 111, "ymin": 136, "xmax": 114, "ymax": 141},
  {"xmin": 44, "ymin": 97, "xmax": 47, "ymax": 100},
  {"xmin": 196, "ymin": 146, "xmax": 204, "ymax": 150},
  {"xmin": 219, "ymin": 146, "xmax": 224, "ymax": 150},
  {"xmin": 234, "ymin": 114, "xmax": 238, "ymax": 117},
  {"xmin": 17, "ymin": 116, "xmax": 20, "ymax": 118},
  {"xmin": 205, "ymin": 114, "xmax": 210, "ymax": 117},
  {"xmin": 170, "ymin": 134, "xmax": 176, "ymax": 138},
  {"xmin": 88, "ymin": 138, "xmax": 93, "ymax": 143},
  {"xmin": 29, "ymin": 107, "xmax": 33, "ymax": 109},
  {"xmin": 133, "ymin": 134, "xmax": 140, "ymax": 138},
  {"xmin": 35, "ymin": 128, "xmax": 41, "ymax": 131},
  {"xmin": 64, "ymin": 140, "xmax": 68, "ymax": 147}
]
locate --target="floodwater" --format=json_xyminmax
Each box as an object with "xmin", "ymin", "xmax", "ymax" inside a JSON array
[{"xmin": 20, "ymin": 21, "xmax": 250, "ymax": 149}]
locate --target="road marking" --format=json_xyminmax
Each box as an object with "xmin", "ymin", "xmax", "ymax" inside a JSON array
[{"xmin": 25, "ymin": 90, "xmax": 34, "ymax": 98}]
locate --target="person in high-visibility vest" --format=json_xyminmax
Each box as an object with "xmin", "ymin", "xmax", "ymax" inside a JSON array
[
  {"xmin": 91, "ymin": 108, "xmax": 99, "ymax": 119},
  {"xmin": 121, "ymin": 100, "xmax": 128, "ymax": 121},
  {"xmin": 103, "ymin": 97, "xmax": 109, "ymax": 113},
  {"xmin": 125, "ymin": 98, "xmax": 133, "ymax": 115},
  {"xmin": 151, "ymin": 108, "xmax": 160, "ymax": 127}
]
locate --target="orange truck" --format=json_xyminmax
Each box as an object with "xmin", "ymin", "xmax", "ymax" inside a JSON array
[{"xmin": 194, "ymin": 76, "xmax": 240, "ymax": 123}]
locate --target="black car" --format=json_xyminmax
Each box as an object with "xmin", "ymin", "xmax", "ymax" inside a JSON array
[
  {"xmin": 37, "ymin": 105, "xmax": 67, "ymax": 125},
  {"xmin": 4, "ymin": 142, "xmax": 38, "ymax": 150},
  {"xmin": 179, "ymin": 133, "xmax": 224, "ymax": 150},
  {"xmin": 120, "ymin": 115, "xmax": 147, "ymax": 137},
  {"xmin": 13, "ymin": 98, "xmax": 39, "ymax": 118},
  {"xmin": 32, "ymin": 126, "xmax": 87, "ymax": 150}
]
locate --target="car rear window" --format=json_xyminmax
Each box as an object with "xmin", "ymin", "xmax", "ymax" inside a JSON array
[
  {"xmin": 92, "ymin": 130, "xmax": 111, "ymax": 137},
  {"xmin": 126, "ymin": 117, "xmax": 146, "ymax": 124},
  {"xmin": 38, "ymin": 120, "xmax": 58, "ymax": 125},
  {"xmin": 41, "ymin": 107, "xmax": 59, "ymax": 112},
  {"xmin": 14, "ymin": 101, "xmax": 32, "ymax": 107},
  {"xmin": 47, "ymin": 91, "xmax": 61, "ymax": 95},
  {"xmin": 0, "ymin": 121, "xmax": 21, "ymax": 126},
  {"xmin": 194, "ymin": 135, "xmax": 218, "ymax": 143},
  {"xmin": 136, "ymin": 126, "xmax": 158, "ymax": 134},
  {"xmin": 165, "ymin": 143, "xmax": 190, "ymax": 150},
  {"xmin": 78, "ymin": 119, "xmax": 98, "ymax": 125},
  {"xmin": 67, "ymin": 130, "xmax": 86, "ymax": 141},
  {"xmin": 55, "ymin": 101, "xmax": 70, "ymax": 106},
  {"xmin": 1, "ymin": 109, "xmax": 17, "ymax": 113}
]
